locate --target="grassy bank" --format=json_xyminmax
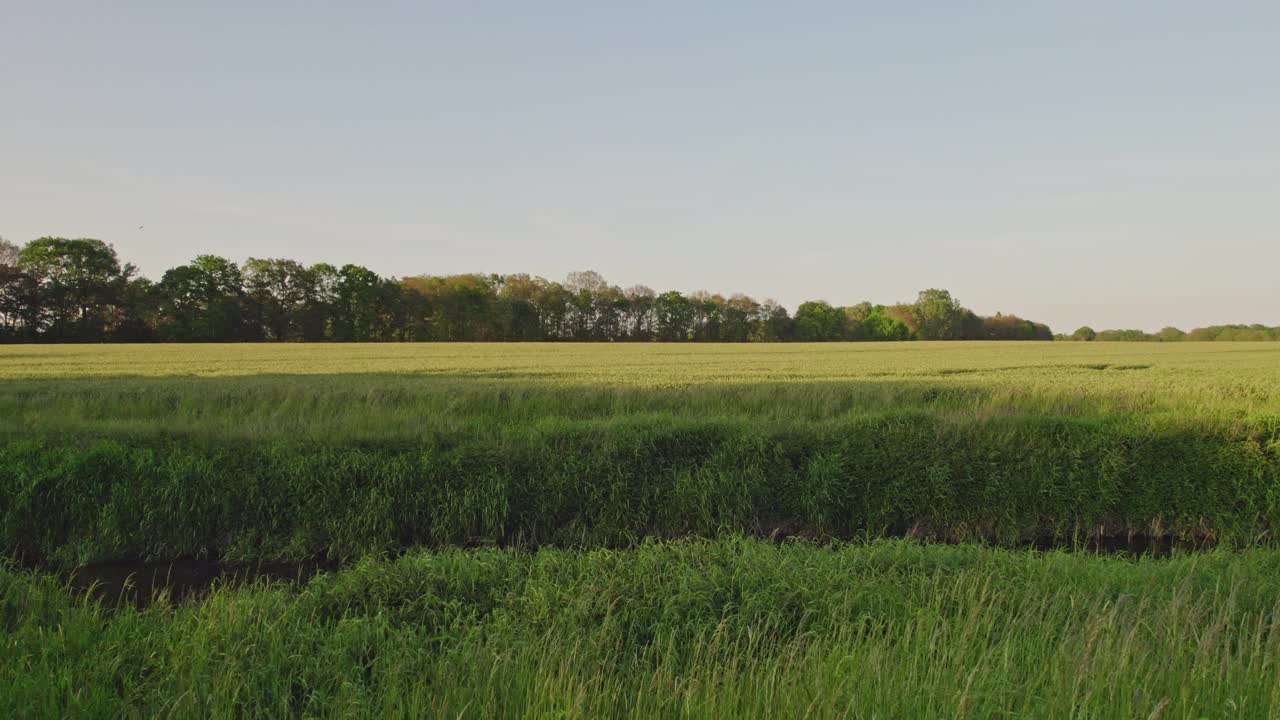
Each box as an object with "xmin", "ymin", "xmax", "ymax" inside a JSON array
[
  {"xmin": 4, "ymin": 412, "xmax": 1277, "ymax": 565},
  {"xmin": 6, "ymin": 539, "xmax": 1280, "ymax": 718}
]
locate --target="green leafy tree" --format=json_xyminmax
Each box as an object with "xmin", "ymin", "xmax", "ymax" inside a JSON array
[
  {"xmin": 689, "ymin": 291, "xmax": 726, "ymax": 342},
  {"xmin": 1071, "ymin": 326, "xmax": 1097, "ymax": 342},
  {"xmin": 720, "ymin": 294, "xmax": 761, "ymax": 343},
  {"xmin": 109, "ymin": 277, "xmax": 160, "ymax": 341},
  {"xmin": 0, "ymin": 264, "xmax": 39, "ymax": 340},
  {"xmin": 862, "ymin": 305, "xmax": 912, "ymax": 340},
  {"xmin": 243, "ymin": 258, "xmax": 309, "ymax": 341},
  {"xmin": 754, "ymin": 299, "xmax": 792, "ymax": 342},
  {"xmin": 655, "ymin": 290, "xmax": 693, "ymax": 341},
  {"xmin": 158, "ymin": 255, "xmax": 245, "ymax": 341},
  {"xmin": 959, "ymin": 310, "xmax": 985, "ymax": 340},
  {"xmin": 622, "ymin": 286, "xmax": 657, "ymax": 341},
  {"xmin": 593, "ymin": 285, "xmax": 628, "ymax": 341},
  {"xmin": 841, "ymin": 303, "xmax": 873, "ymax": 340},
  {"xmin": 294, "ymin": 264, "xmax": 340, "ymax": 342},
  {"xmin": 794, "ymin": 300, "xmax": 848, "ymax": 341},
  {"xmin": 17, "ymin": 237, "xmax": 129, "ymax": 341},
  {"xmin": 331, "ymin": 265, "xmax": 399, "ymax": 342},
  {"xmin": 981, "ymin": 313, "xmax": 1041, "ymax": 340},
  {"xmin": 496, "ymin": 273, "xmax": 549, "ymax": 341},
  {"xmin": 1096, "ymin": 329, "xmax": 1152, "ymax": 342},
  {"xmin": 535, "ymin": 282, "xmax": 573, "ymax": 340},
  {"xmin": 400, "ymin": 274, "xmax": 501, "ymax": 341},
  {"xmin": 911, "ymin": 288, "xmax": 965, "ymax": 340}
]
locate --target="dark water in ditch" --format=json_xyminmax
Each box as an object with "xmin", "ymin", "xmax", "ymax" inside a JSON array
[{"xmin": 49, "ymin": 559, "xmax": 339, "ymax": 609}]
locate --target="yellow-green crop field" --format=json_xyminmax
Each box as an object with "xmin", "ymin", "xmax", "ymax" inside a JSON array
[
  {"xmin": 3, "ymin": 340, "xmax": 1278, "ymax": 389},
  {"xmin": 2, "ymin": 341, "xmax": 1277, "ymax": 440}
]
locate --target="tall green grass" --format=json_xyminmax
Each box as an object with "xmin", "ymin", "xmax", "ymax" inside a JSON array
[
  {"xmin": 4, "ymin": 408, "xmax": 1276, "ymax": 565},
  {"xmin": 6, "ymin": 539, "xmax": 1280, "ymax": 718}
]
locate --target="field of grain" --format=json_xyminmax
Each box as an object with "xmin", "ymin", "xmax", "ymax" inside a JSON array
[{"xmin": 4, "ymin": 342, "xmax": 1280, "ymax": 717}]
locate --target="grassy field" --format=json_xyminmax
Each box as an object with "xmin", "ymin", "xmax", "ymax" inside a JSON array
[
  {"xmin": 2, "ymin": 343, "xmax": 1277, "ymax": 564},
  {"xmin": 7, "ymin": 539, "xmax": 1280, "ymax": 718},
  {"xmin": 3, "ymin": 342, "xmax": 1280, "ymax": 717}
]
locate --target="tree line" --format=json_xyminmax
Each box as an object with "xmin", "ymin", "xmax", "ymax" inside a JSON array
[
  {"xmin": 0, "ymin": 236, "xmax": 1269, "ymax": 343},
  {"xmin": 1063, "ymin": 325, "xmax": 1280, "ymax": 342}
]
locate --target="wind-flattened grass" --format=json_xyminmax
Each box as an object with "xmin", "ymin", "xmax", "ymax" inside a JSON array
[{"xmin": 5, "ymin": 538, "xmax": 1280, "ymax": 718}]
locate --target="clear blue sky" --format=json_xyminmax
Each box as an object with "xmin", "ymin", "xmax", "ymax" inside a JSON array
[{"xmin": 3, "ymin": 2, "xmax": 1277, "ymax": 332}]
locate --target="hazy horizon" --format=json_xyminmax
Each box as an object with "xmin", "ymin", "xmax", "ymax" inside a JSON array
[{"xmin": 4, "ymin": 2, "xmax": 1277, "ymax": 333}]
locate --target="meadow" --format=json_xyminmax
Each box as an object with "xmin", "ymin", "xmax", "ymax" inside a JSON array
[
  {"xmin": 7, "ymin": 540, "xmax": 1280, "ymax": 718},
  {"xmin": 3, "ymin": 342, "xmax": 1280, "ymax": 716},
  {"xmin": 2, "ymin": 342, "xmax": 1277, "ymax": 564}
]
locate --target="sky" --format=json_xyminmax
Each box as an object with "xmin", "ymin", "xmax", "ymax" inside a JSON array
[{"xmin": 2, "ymin": 2, "xmax": 1277, "ymax": 333}]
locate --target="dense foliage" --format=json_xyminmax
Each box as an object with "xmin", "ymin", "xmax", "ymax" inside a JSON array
[{"xmin": 1, "ymin": 236, "xmax": 1059, "ymax": 342}]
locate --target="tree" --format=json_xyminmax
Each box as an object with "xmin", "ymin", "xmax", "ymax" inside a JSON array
[
  {"xmin": 982, "ymin": 313, "xmax": 1051, "ymax": 341},
  {"xmin": 496, "ymin": 273, "xmax": 548, "ymax": 341},
  {"xmin": 754, "ymin": 299, "xmax": 792, "ymax": 342},
  {"xmin": 1155, "ymin": 326, "xmax": 1186, "ymax": 342},
  {"xmin": 243, "ymin": 258, "xmax": 309, "ymax": 341},
  {"xmin": 332, "ymin": 265, "xmax": 398, "ymax": 342},
  {"xmin": 720, "ymin": 294, "xmax": 761, "ymax": 343},
  {"xmin": 0, "ymin": 263, "xmax": 39, "ymax": 340},
  {"xmin": 1071, "ymin": 326, "xmax": 1097, "ymax": 342},
  {"xmin": 295, "ymin": 263, "xmax": 340, "ymax": 342},
  {"xmin": 655, "ymin": 290, "xmax": 693, "ymax": 341},
  {"xmin": 1, "ymin": 237, "xmax": 1095, "ymax": 345},
  {"xmin": 564, "ymin": 270, "xmax": 608, "ymax": 295},
  {"xmin": 18, "ymin": 237, "xmax": 128, "ymax": 341},
  {"xmin": 1096, "ymin": 329, "xmax": 1151, "ymax": 342},
  {"xmin": 158, "ymin": 255, "xmax": 245, "ymax": 341},
  {"xmin": 593, "ymin": 284, "xmax": 627, "ymax": 341},
  {"xmin": 862, "ymin": 305, "xmax": 912, "ymax": 341},
  {"xmin": 959, "ymin": 310, "xmax": 985, "ymax": 340},
  {"xmin": 689, "ymin": 291, "xmax": 726, "ymax": 342},
  {"xmin": 110, "ymin": 277, "xmax": 160, "ymax": 341},
  {"xmin": 0, "ymin": 236, "xmax": 19, "ymax": 268},
  {"xmin": 1, "ymin": 237, "xmax": 34, "ymax": 339},
  {"xmin": 622, "ymin": 285, "xmax": 656, "ymax": 341},
  {"xmin": 567, "ymin": 287, "xmax": 596, "ymax": 341},
  {"xmin": 400, "ymin": 274, "xmax": 501, "ymax": 341},
  {"xmin": 794, "ymin": 300, "xmax": 848, "ymax": 341},
  {"xmin": 536, "ymin": 282, "xmax": 573, "ymax": 340},
  {"xmin": 841, "ymin": 303, "xmax": 873, "ymax": 340},
  {"xmin": 911, "ymin": 289, "xmax": 965, "ymax": 340}
]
